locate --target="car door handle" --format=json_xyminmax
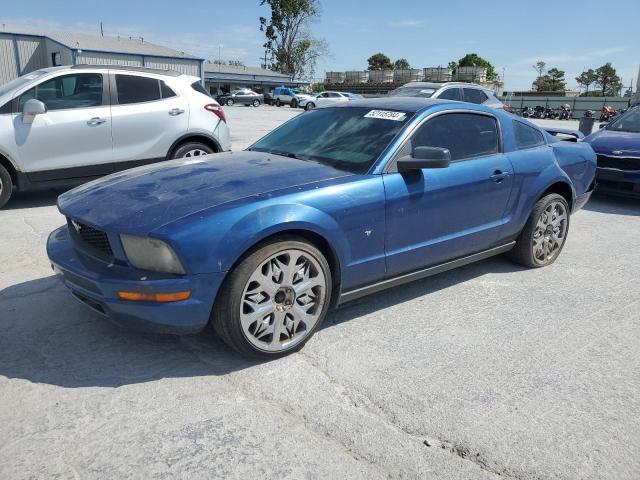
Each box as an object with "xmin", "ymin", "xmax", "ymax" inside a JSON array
[
  {"xmin": 168, "ymin": 108, "xmax": 185, "ymax": 116},
  {"xmin": 86, "ymin": 117, "xmax": 106, "ymax": 126},
  {"xmin": 490, "ymin": 170, "xmax": 510, "ymax": 183}
]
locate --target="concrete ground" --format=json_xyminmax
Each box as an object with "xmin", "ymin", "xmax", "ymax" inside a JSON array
[{"xmin": 1, "ymin": 105, "xmax": 638, "ymax": 480}]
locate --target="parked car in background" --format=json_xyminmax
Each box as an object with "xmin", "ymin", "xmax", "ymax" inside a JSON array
[
  {"xmin": 299, "ymin": 91, "xmax": 364, "ymax": 110},
  {"xmin": 0, "ymin": 65, "xmax": 230, "ymax": 208},
  {"xmin": 217, "ymin": 89, "xmax": 263, "ymax": 107},
  {"xmin": 47, "ymin": 97, "xmax": 595, "ymax": 358},
  {"xmin": 273, "ymin": 86, "xmax": 315, "ymax": 108},
  {"xmin": 389, "ymin": 82, "xmax": 505, "ymax": 110},
  {"xmin": 584, "ymin": 106, "xmax": 640, "ymax": 198}
]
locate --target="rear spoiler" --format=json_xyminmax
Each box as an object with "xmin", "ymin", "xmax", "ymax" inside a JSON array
[{"xmin": 544, "ymin": 128, "xmax": 584, "ymax": 142}]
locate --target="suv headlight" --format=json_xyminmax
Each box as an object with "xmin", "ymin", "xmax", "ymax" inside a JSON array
[{"xmin": 120, "ymin": 235, "xmax": 186, "ymax": 275}]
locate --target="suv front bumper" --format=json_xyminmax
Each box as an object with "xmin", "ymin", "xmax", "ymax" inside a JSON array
[{"xmin": 47, "ymin": 225, "xmax": 225, "ymax": 334}]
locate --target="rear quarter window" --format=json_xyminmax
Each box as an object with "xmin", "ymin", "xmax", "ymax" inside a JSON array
[
  {"xmin": 463, "ymin": 88, "xmax": 488, "ymax": 104},
  {"xmin": 191, "ymin": 81, "xmax": 212, "ymax": 98},
  {"xmin": 513, "ymin": 121, "xmax": 546, "ymax": 149}
]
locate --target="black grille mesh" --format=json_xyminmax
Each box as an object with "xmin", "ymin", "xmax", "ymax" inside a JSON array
[
  {"xmin": 597, "ymin": 155, "xmax": 640, "ymax": 171},
  {"xmin": 68, "ymin": 219, "xmax": 114, "ymax": 258}
]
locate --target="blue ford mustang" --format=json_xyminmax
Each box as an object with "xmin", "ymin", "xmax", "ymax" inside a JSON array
[
  {"xmin": 584, "ymin": 106, "xmax": 640, "ymax": 198},
  {"xmin": 47, "ymin": 98, "xmax": 596, "ymax": 357}
]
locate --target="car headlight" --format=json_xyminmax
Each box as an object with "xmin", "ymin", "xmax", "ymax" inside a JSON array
[{"xmin": 120, "ymin": 235, "xmax": 186, "ymax": 274}]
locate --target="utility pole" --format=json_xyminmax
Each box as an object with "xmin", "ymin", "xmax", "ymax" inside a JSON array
[
  {"xmin": 218, "ymin": 45, "xmax": 222, "ymax": 72},
  {"xmin": 99, "ymin": 21, "xmax": 104, "ymax": 36}
]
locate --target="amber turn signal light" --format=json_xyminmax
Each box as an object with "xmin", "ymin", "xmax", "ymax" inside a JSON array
[{"xmin": 118, "ymin": 290, "xmax": 191, "ymax": 303}]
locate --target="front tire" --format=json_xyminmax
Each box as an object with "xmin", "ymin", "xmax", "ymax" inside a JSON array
[
  {"xmin": 305, "ymin": 102, "xmax": 315, "ymax": 111},
  {"xmin": 226, "ymin": 98, "xmax": 234, "ymax": 106},
  {"xmin": 212, "ymin": 238, "xmax": 332, "ymax": 358},
  {"xmin": 509, "ymin": 193, "xmax": 570, "ymax": 268},
  {"xmin": 171, "ymin": 142, "xmax": 214, "ymax": 159},
  {"xmin": 252, "ymin": 99, "xmax": 260, "ymax": 107},
  {"xmin": 0, "ymin": 163, "xmax": 13, "ymax": 209},
  {"xmin": 275, "ymin": 99, "xmax": 282, "ymax": 107}
]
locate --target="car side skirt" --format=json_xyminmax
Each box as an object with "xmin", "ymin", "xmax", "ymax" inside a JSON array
[{"xmin": 337, "ymin": 242, "xmax": 516, "ymax": 305}]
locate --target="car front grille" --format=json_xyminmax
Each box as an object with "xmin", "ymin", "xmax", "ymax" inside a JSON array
[
  {"xmin": 67, "ymin": 218, "xmax": 114, "ymax": 259},
  {"xmin": 597, "ymin": 155, "xmax": 640, "ymax": 171}
]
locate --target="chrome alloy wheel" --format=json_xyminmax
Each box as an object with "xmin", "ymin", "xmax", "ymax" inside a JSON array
[
  {"xmin": 240, "ymin": 249, "xmax": 327, "ymax": 352},
  {"xmin": 532, "ymin": 201, "xmax": 568, "ymax": 265},
  {"xmin": 182, "ymin": 148, "xmax": 208, "ymax": 158}
]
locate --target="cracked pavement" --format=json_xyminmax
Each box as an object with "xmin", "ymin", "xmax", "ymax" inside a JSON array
[{"xmin": 1, "ymin": 106, "xmax": 639, "ymax": 479}]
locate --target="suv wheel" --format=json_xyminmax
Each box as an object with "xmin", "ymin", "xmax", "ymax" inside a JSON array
[
  {"xmin": 212, "ymin": 237, "xmax": 332, "ymax": 358},
  {"xmin": 0, "ymin": 163, "xmax": 13, "ymax": 209},
  {"xmin": 275, "ymin": 99, "xmax": 282, "ymax": 107},
  {"xmin": 171, "ymin": 142, "xmax": 214, "ymax": 159}
]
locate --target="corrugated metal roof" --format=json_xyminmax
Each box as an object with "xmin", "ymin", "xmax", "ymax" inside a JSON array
[
  {"xmin": 203, "ymin": 63, "xmax": 291, "ymax": 78},
  {"xmin": 0, "ymin": 26, "xmax": 202, "ymax": 60}
]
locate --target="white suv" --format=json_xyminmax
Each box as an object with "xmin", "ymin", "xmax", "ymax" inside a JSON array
[{"xmin": 0, "ymin": 65, "xmax": 230, "ymax": 208}]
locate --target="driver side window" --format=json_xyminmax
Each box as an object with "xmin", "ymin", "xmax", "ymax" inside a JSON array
[{"xmin": 408, "ymin": 113, "xmax": 500, "ymax": 161}]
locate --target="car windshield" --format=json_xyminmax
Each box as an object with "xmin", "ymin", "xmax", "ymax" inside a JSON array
[
  {"xmin": 249, "ymin": 106, "xmax": 413, "ymax": 173},
  {"xmin": 388, "ymin": 86, "xmax": 437, "ymax": 98},
  {"xmin": 607, "ymin": 108, "xmax": 640, "ymax": 133},
  {"xmin": 0, "ymin": 70, "xmax": 48, "ymax": 98}
]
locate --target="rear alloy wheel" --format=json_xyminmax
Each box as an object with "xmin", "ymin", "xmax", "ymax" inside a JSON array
[
  {"xmin": 252, "ymin": 99, "xmax": 260, "ymax": 107},
  {"xmin": 509, "ymin": 193, "xmax": 570, "ymax": 268},
  {"xmin": 171, "ymin": 142, "xmax": 214, "ymax": 159},
  {"xmin": 213, "ymin": 238, "xmax": 332, "ymax": 358},
  {"xmin": 226, "ymin": 98, "xmax": 234, "ymax": 106},
  {"xmin": 305, "ymin": 102, "xmax": 315, "ymax": 111},
  {"xmin": 0, "ymin": 163, "xmax": 13, "ymax": 209}
]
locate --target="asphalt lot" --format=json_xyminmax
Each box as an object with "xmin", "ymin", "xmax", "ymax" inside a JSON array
[{"xmin": 1, "ymin": 105, "xmax": 639, "ymax": 480}]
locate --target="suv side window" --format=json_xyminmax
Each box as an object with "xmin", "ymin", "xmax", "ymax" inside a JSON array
[
  {"xmin": 463, "ymin": 88, "xmax": 488, "ymax": 104},
  {"xmin": 411, "ymin": 113, "xmax": 499, "ymax": 161},
  {"xmin": 160, "ymin": 81, "xmax": 177, "ymax": 99},
  {"xmin": 437, "ymin": 88, "xmax": 462, "ymax": 101},
  {"xmin": 18, "ymin": 73, "xmax": 103, "ymax": 111},
  {"xmin": 513, "ymin": 121, "xmax": 545, "ymax": 149},
  {"xmin": 115, "ymin": 75, "xmax": 161, "ymax": 105}
]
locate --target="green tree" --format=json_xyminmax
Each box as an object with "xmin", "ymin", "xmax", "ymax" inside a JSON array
[
  {"xmin": 457, "ymin": 53, "xmax": 497, "ymax": 80},
  {"xmin": 575, "ymin": 69, "xmax": 598, "ymax": 94},
  {"xmin": 367, "ymin": 53, "xmax": 393, "ymax": 70},
  {"xmin": 595, "ymin": 63, "xmax": 622, "ymax": 96},
  {"xmin": 393, "ymin": 58, "xmax": 410, "ymax": 70},
  {"xmin": 259, "ymin": 0, "xmax": 329, "ymax": 80},
  {"xmin": 447, "ymin": 61, "xmax": 457, "ymax": 76},
  {"xmin": 532, "ymin": 63, "xmax": 567, "ymax": 92}
]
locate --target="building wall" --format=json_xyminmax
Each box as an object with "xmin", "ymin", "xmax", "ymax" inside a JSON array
[
  {"xmin": 44, "ymin": 39, "xmax": 73, "ymax": 66},
  {"xmin": 76, "ymin": 51, "xmax": 143, "ymax": 66},
  {"xmin": 0, "ymin": 34, "xmax": 18, "ymax": 85},
  {"xmin": 145, "ymin": 56, "xmax": 200, "ymax": 77},
  {"xmin": 15, "ymin": 35, "xmax": 48, "ymax": 74}
]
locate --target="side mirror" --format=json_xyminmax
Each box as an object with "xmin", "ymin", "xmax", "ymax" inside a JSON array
[
  {"xmin": 599, "ymin": 122, "xmax": 608, "ymax": 129},
  {"xmin": 397, "ymin": 146, "xmax": 451, "ymax": 172},
  {"xmin": 22, "ymin": 99, "xmax": 47, "ymax": 124}
]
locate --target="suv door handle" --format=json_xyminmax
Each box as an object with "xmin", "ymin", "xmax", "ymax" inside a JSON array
[
  {"xmin": 87, "ymin": 117, "xmax": 106, "ymax": 126},
  {"xmin": 168, "ymin": 108, "xmax": 185, "ymax": 116},
  {"xmin": 490, "ymin": 170, "xmax": 510, "ymax": 183}
]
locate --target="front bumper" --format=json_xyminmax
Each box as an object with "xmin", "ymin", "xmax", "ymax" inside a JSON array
[
  {"xmin": 596, "ymin": 167, "xmax": 640, "ymax": 198},
  {"xmin": 47, "ymin": 225, "xmax": 226, "ymax": 334}
]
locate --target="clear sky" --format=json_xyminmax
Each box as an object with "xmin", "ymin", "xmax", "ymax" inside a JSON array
[{"xmin": 2, "ymin": 0, "xmax": 639, "ymax": 91}]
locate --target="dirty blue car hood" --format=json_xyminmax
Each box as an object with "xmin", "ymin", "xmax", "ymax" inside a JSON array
[
  {"xmin": 584, "ymin": 129, "xmax": 640, "ymax": 156},
  {"xmin": 58, "ymin": 151, "xmax": 352, "ymax": 232}
]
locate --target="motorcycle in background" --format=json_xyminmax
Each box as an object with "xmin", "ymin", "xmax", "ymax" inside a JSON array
[
  {"xmin": 600, "ymin": 105, "xmax": 617, "ymax": 122},
  {"xmin": 559, "ymin": 104, "xmax": 573, "ymax": 120}
]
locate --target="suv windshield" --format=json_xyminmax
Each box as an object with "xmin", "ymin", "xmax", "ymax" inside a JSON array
[
  {"xmin": 249, "ymin": 106, "xmax": 412, "ymax": 173},
  {"xmin": 0, "ymin": 70, "xmax": 48, "ymax": 98},
  {"xmin": 388, "ymin": 86, "xmax": 436, "ymax": 98},
  {"xmin": 607, "ymin": 107, "xmax": 640, "ymax": 133}
]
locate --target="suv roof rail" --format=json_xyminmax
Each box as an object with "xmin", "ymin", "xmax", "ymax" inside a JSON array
[{"xmin": 71, "ymin": 64, "xmax": 183, "ymax": 76}]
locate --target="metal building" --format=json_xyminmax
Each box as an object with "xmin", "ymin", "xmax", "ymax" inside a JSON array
[
  {"xmin": 0, "ymin": 27, "xmax": 204, "ymax": 85},
  {"xmin": 204, "ymin": 63, "xmax": 307, "ymax": 95}
]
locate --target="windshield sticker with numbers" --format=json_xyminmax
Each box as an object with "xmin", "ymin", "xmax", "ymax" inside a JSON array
[{"xmin": 364, "ymin": 110, "xmax": 407, "ymax": 121}]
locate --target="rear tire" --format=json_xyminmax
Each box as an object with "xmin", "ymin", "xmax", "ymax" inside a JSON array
[
  {"xmin": 252, "ymin": 99, "xmax": 260, "ymax": 107},
  {"xmin": 212, "ymin": 237, "xmax": 332, "ymax": 358},
  {"xmin": 275, "ymin": 99, "xmax": 282, "ymax": 107},
  {"xmin": 0, "ymin": 163, "xmax": 13, "ymax": 209},
  {"xmin": 509, "ymin": 193, "xmax": 570, "ymax": 268},
  {"xmin": 226, "ymin": 98, "xmax": 234, "ymax": 106},
  {"xmin": 171, "ymin": 142, "xmax": 214, "ymax": 159}
]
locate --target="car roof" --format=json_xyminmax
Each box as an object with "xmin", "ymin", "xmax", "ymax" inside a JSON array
[{"xmin": 398, "ymin": 81, "xmax": 490, "ymax": 90}]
